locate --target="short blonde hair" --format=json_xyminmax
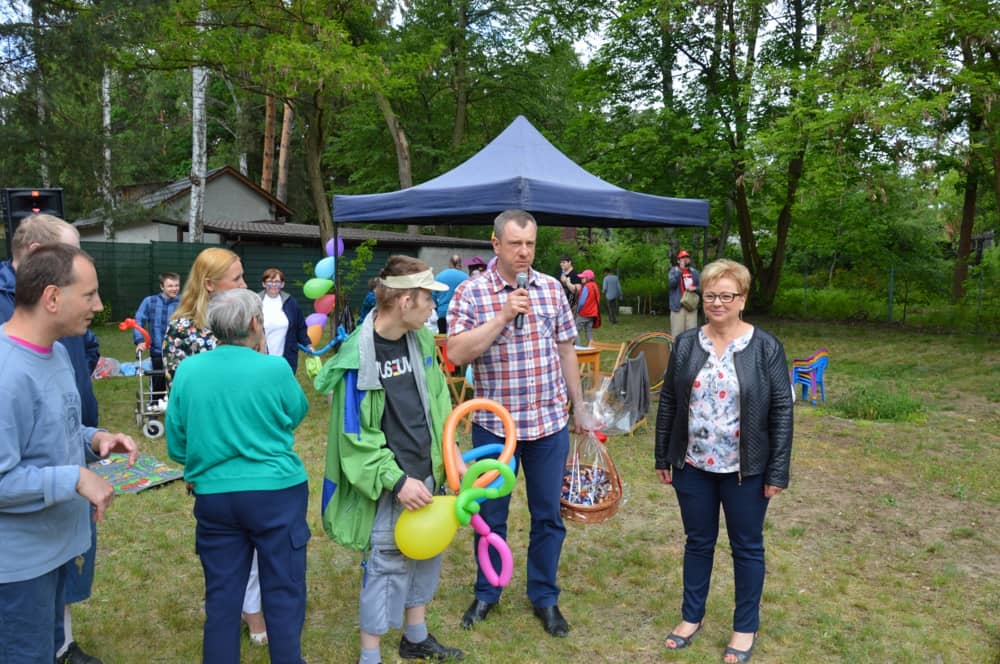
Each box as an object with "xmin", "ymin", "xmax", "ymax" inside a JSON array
[
  {"xmin": 700, "ymin": 258, "xmax": 751, "ymax": 295},
  {"xmin": 173, "ymin": 248, "xmax": 240, "ymax": 327},
  {"xmin": 11, "ymin": 214, "xmax": 79, "ymax": 262}
]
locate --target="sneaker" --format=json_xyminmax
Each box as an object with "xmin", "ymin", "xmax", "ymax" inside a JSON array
[
  {"xmin": 58, "ymin": 642, "xmax": 103, "ymax": 664},
  {"xmin": 398, "ymin": 633, "xmax": 464, "ymax": 661}
]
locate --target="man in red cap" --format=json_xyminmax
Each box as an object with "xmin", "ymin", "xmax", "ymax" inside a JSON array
[
  {"xmin": 668, "ymin": 250, "xmax": 701, "ymax": 339},
  {"xmin": 575, "ymin": 269, "xmax": 600, "ymax": 346}
]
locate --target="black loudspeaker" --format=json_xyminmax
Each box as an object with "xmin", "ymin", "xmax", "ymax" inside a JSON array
[{"xmin": 2, "ymin": 188, "xmax": 65, "ymax": 259}]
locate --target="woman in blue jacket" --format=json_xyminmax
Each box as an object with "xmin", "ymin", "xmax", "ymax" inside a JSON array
[{"xmin": 258, "ymin": 267, "xmax": 311, "ymax": 373}]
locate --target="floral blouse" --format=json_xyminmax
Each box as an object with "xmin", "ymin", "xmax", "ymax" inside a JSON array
[
  {"xmin": 686, "ymin": 326, "xmax": 754, "ymax": 473},
  {"xmin": 162, "ymin": 317, "xmax": 217, "ymax": 383}
]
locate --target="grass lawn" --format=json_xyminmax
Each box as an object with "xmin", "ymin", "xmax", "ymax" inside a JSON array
[{"xmin": 77, "ymin": 315, "xmax": 999, "ymax": 663}]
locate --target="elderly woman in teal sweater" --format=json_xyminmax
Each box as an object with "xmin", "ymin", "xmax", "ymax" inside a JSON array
[{"xmin": 166, "ymin": 288, "xmax": 310, "ymax": 664}]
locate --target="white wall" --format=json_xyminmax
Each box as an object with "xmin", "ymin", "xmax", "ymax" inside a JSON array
[
  {"xmin": 81, "ymin": 223, "xmax": 221, "ymax": 244},
  {"xmin": 164, "ymin": 174, "xmax": 274, "ymax": 222}
]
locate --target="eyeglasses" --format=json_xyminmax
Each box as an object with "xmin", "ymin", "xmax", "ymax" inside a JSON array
[
  {"xmin": 264, "ymin": 281, "xmax": 284, "ymax": 287},
  {"xmin": 702, "ymin": 292, "xmax": 742, "ymax": 303}
]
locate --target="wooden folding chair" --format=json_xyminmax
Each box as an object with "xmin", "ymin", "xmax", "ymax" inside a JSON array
[
  {"xmin": 589, "ymin": 341, "xmax": 626, "ymax": 382},
  {"xmin": 435, "ymin": 336, "xmax": 473, "ymax": 404}
]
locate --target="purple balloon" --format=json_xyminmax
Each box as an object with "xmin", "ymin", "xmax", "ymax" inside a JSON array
[
  {"xmin": 305, "ymin": 312, "xmax": 328, "ymax": 328},
  {"xmin": 323, "ymin": 237, "xmax": 345, "ymax": 257}
]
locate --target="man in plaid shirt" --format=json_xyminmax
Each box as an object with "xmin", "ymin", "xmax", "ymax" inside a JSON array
[
  {"xmin": 447, "ymin": 209, "xmax": 584, "ymax": 638},
  {"xmin": 133, "ymin": 272, "xmax": 180, "ymax": 397}
]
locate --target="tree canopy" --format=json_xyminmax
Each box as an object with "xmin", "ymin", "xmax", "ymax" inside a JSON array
[{"xmin": 1, "ymin": 0, "xmax": 997, "ymax": 312}]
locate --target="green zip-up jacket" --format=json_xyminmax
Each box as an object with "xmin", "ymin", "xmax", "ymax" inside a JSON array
[{"xmin": 314, "ymin": 315, "xmax": 452, "ymax": 551}]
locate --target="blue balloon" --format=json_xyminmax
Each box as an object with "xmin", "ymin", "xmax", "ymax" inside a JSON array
[
  {"xmin": 314, "ymin": 256, "xmax": 336, "ymax": 280},
  {"xmin": 462, "ymin": 444, "xmax": 518, "ymax": 495}
]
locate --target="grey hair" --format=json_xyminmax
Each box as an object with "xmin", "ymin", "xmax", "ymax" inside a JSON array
[{"xmin": 207, "ymin": 288, "xmax": 261, "ymax": 344}]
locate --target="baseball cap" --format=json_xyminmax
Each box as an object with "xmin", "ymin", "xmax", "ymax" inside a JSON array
[
  {"xmin": 559, "ymin": 254, "xmax": 572, "ymax": 262},
  {"xmin": 463, "ymin": 255, "xmax": 486, "ymax": 267},
  {"xmin": 677, "ymin": 250, "xmax": 690, "ymax": 259},
  {"xmin": 577, "ymin": 269, "xmax": 595, "ymax": 279}
]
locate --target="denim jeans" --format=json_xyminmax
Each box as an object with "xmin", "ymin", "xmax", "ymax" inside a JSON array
[
  {"xmin": 471, "ymin": 423, "xmax": 569, "ymax": 607},
  {"xmin": 672, "ymin": 464, "xmax": 770, "ymax": 632},
  {"xmin": 0, "ymin": 565, "xmax": 66, "ymax": 663}
]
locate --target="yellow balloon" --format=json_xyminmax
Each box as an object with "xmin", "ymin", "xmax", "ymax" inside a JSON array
[
  {"xmin": 394, "ymin": 495, "xmax": 460, "ymax": 560},
  {"xmin": 307, "ymin": 324, "xmax": 323, "ymax": 346}
]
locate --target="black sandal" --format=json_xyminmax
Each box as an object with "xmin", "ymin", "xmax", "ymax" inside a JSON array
[
  {"xmin": 722, "ymin": 633, "xmax": 757, "ymax": 663},
  {"xmin": 664, "ymin": 621, "xmax": 703, "ymax": 650}
]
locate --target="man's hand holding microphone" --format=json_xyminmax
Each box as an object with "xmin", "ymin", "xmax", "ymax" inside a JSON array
[{"xmin": 514, "ymin": 272, "xmax": 528, "ymax": 330}]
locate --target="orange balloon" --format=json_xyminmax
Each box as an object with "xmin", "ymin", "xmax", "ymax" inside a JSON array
[
  {"xmin": 442, "ymin": 398, "xmax": 517, "ymax": 493},
  {"xmin": 307, "ymin": 324, "xmax": 323, "ymax": 346}
]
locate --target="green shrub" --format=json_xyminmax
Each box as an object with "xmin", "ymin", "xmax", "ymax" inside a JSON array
[{"xmin": 834, "ymin": 384, "xmax": 925, "ymax": 422}]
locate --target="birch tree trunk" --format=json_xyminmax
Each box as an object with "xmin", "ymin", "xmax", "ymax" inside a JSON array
[
  {"xmin": 30, "ymin": 4, "xmax": 50, "ymax": 187},
  {"xmin": 276, "ymin": 101, "xmax": 294, "ymax": 204},
  {"xmin": 34, "ymin": 85, "xmax": 50, "ymax": 187},
  {"xmin": 188, "ymin": 7, "xmax": 209, "ymax": 243},
  {"xmin": 101, "ymin": 65, "xmax": 114, "ymax": 239},
  {"xmin": 261, "ymin": 96, "xmax": 276, "ymax": 193},
  {"xmin": 222, "ymin": 78, "xmax": 249, "ymax": 177}
]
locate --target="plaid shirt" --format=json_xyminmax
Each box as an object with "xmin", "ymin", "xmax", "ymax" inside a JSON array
[
  {"xmin": 133, "ymin": 293, "xmax": 179, "ymax": 355},
  {"xmin": 448, "ymin": 264, "xmax": 577, "ymax": 441}
]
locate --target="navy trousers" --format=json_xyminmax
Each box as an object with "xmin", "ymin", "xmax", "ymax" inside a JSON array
[
  {"xmin": 471, "ymin": 423, "xmax": 569, "ymax": 607},
  {"xmin": 0, "ymin": 565, "xmax": 65, "ymax": 663},
  {"xmin": 671, "ymin": 464, "xmax": 770, "ymax": 633},
  {"xmin": 193, "ymin": 482, "xmax": 310, "ymax": 664}
]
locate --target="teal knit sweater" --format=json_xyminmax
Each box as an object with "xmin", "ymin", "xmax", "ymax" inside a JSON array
[{"xmin": 166, "ymin": 344, "xmax": 309, "ymax": 494}]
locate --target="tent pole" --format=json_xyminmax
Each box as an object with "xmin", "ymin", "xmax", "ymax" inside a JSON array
[{"xmin": 333, "ymin": 222, "xmax": 341, "ymax": 320}]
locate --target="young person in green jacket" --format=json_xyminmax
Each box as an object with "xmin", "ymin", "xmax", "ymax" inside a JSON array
[{"xmin": 316, "ymin": 255, "xmax": 464, "ymax": 664}]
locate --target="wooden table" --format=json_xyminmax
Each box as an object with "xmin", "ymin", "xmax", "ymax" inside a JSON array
[{"xmin": 575, "ymin": 346, "xmax": 601, "ymax": 382}]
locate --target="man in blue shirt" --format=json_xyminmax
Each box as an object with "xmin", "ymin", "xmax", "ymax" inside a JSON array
[
  {"xmin": 0, "ymin": 243, "xmax": 137, "ymax": 664},
  {"xmin": 0, "ymin": 215, "xmax": 107, "ymax": 663},
  {"xmin": 133, "ymin": 272, "xmax": 180, "ymax": 398}
]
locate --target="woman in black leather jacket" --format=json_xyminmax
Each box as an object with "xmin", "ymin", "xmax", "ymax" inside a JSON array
[{"xmin": 654, "ymin": 259, "xmax": 793, "ymax": 664}]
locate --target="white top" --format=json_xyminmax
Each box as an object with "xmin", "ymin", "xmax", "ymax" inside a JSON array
[{"xmin": 262, "ymin": 294, "xmax": 288, "ymax": 357}]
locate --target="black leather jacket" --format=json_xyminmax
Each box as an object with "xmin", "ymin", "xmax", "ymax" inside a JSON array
[{"xmin": 654, "ymin": 326, "xmax": 793, "ymax": 487}]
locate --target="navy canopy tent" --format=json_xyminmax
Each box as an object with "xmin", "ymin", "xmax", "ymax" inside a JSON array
[{"xmin": 333, "ymin": 116, "xmax": 709, "ymax": 229}]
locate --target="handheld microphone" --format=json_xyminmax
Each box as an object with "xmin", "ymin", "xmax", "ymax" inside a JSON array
[{"xmin": 515, "ymin": 272, "xmax": 528, "ymax": 329}]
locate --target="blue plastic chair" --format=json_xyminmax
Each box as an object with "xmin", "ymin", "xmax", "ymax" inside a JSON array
[{"xmin": 791, "ymin": 349, "xmax": 829, "ymax": 405}]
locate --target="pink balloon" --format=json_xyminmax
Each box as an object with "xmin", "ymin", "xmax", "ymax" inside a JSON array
[
  {"xmin": 314, "ymin": 293, "xmax": 336, "ymax": 315},
  {"xmin": 471, "ymin": 514, "xmax": 513, "ymax": 587}
]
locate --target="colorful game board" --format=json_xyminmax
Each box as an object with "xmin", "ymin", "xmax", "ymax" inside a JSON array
[{"xmin": 88, "ymin": 453, "xmax": 183, "ymax": 494}]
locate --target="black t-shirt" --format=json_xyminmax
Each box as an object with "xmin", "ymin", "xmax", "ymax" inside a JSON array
[
  {"xmin": 373, "ymin": 331, "xmax": 432, "ymax": 480},
  {"xmin": 556, "ymin": 269, "xmax": 581, "ymax": 307}
]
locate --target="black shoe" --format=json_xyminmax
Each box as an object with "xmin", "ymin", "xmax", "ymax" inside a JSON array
[
  {"xmin": 460, "ymin": 598, "xmax": 496, "ymax": 629},
  {"xmin": 398, "ymin": 633, "xmax": 464, "ymax": 661},
  {"xmin": 533, "ymin": 605, "xmax": 569, "ymax": 637},
  {"xmin": 58, "ymin": 642, "xmax": 103, "ymax": 664}
]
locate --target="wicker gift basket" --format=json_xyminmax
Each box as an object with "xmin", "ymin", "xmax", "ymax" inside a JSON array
[{"xmin": 560, "ymin": 430, "xmax": 623, "ymax": 524}]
